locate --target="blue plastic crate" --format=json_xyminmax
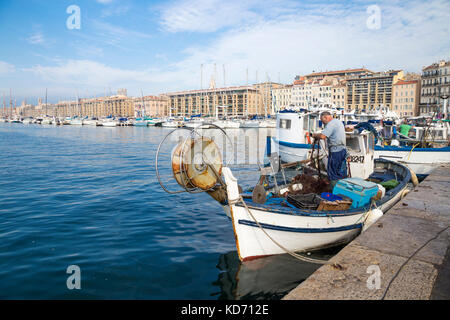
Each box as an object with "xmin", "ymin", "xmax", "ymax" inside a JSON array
[{"xmin": 332, "ymin": 178, "xmax": 379, "ymax": 209}]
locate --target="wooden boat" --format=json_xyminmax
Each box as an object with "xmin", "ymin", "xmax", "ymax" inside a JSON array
[
  {"xmin": 219, "ymin": 158, "xmax": 410, "ymax": 261},
  {"xmin": 157, "ymin": 128, "xmax": 414, "ymax": 262}
]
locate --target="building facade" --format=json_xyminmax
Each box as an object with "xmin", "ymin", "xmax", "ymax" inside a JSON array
[
  {"xmin": 271, "ymin": 85, "xmax": 292, "ymax": 112},
  {"xmin": 346, "ymin": 70, "xmax": 404, "ymax": 111},
  {"xmin": 419, "ymin": 60, "xmax": 450, "ymax": 115},
  {"xmin": 392, "ymin": 79, "xmax": 421, "ymax": 117},
  {"xmin": 134, "ymin": 95, "xmax": 169, "ymax": 118},
  {"xmin": 331, "ymin": 82, "xmax": 347, "ymax": 108},
  {"xmin": 166, "ymin": 86, "xmax": 261, "ymax": 118}
]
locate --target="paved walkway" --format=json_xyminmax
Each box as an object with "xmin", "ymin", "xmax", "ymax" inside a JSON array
[{"xmin": 283, "ymin": 165, "xmax": 450, "ymax": 300}]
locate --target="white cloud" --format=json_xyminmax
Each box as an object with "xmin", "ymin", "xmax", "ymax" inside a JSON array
[
  {"xmin": 159, "ymin": 0, "xmax": 262, "ymax": 33},
  {"xmin": 0, "ymin": 61, "xmax": 15, "ymax": 74},
  {"xmin": 100, "ymin": 5, "xmax": 130, "ymax": 17},
  {"xmin": 26, "ymin": 32, "xmax": 45, "ymax": 45},
  {"xmin": 25, "ymin": 60, "xmax": 152, "ymax": 87},
  {"xmin": 15, "ymin": 0, "xmax": 450, "ymax": 100},
  {"xmin": 158, "ymin": 0, "xmax": 450, "ymax": 85},
  {"xmin": 96, "ymin": 0, "xmax": 114, "ymax": 4}
]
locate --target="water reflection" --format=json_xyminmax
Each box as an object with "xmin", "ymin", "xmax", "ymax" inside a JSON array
[{"xmin": 213, "ymin": 245, "xmax": 345, "ymax": 300}]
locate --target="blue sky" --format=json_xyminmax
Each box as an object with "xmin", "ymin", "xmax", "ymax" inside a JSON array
[{"xmin": 0, "ymin": 0, "xmax": 449, "ymax": 104}]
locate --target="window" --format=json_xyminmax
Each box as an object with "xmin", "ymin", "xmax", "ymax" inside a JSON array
[{"xmin": 280, "ymin": 119, "xmax": 291, "ymax": 129}]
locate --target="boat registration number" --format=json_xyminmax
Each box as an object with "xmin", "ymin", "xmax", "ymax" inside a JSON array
[{"xmin": 347, "ymin": 155, "xmax": 365, "ymax": 163}]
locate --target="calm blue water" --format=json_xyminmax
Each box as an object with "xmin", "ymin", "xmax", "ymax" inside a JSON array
[{"xmin": 0, "ymin": 123, "xmax": 332, "ymax": 299}]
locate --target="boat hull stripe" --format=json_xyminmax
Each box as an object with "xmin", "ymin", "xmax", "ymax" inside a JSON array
[{"xmin": 238, "ymin": 219, "xmax": 363, "ymax": 233}]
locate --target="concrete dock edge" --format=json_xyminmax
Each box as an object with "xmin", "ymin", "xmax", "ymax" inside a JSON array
[{"xmin": 283, "ymin": 164, "xmax": 450, "ymax": 300}]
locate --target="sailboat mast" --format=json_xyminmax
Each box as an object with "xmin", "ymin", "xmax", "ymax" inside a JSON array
[
  {"xmin": 9, "ymin": 89, "xmax": 12, "ymax": 118},
  {"xmin": 140, "ymin": 89, "xmax": 145, "ymax": 118}
]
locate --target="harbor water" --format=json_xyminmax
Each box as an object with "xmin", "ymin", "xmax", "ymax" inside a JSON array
[{"xmin": 0, "ymin": 123, "xmax": 339, "ymax": 299}]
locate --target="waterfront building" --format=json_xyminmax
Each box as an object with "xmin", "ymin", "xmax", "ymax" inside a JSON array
[
  {"xmin": 252, "ymin": 82, "xmax": 284, "ymax": 116},
  {"xmin": 392, "ymin": 79, "xmax": 421, "ymax": 117},
  {"xmin": 419, "ymin": 60, "xmax": 450, "ymax": 115},
  {"xmin": 301, "ymin": 68, "xmax": 373, "ymax": 82},
  {"xmin": 332, "ymin": 81, "xmax": 347, "ymax": 109},
  {"xmin": 271, "ymin": 85, "xmax": 292, "ymax": 112},
  {"xmin": 166, "ymin": 86, "xmax": 262, "ymax": 118},
  {"xmin": 346, "ymin": 70, "xmax": 404, "ymax": 111},
  {"xmin": 133, "ymin": 95, "xmax": 169, "ymax": 117},
  {"xmin": 291, "ymin": 68, "xmax": 372, "ymax": 110},
  {"xmin": 291, "ymin": 77, "xmax": 335, "ymax": 108}
]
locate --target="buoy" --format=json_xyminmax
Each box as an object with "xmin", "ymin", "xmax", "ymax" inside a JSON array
[
  {"xmin": 305, "ymin": 131, "xmax": 312, "ymax": 144},
  {"xmin": 171, "ymin": 137, "xmax": 222, "ymax": 191},
  {"xmin": 409, "ymin": 169, "xmax": 419, "ymax": 188},
  {"xmin": 362, "ymin": 208, "xmax": 383, "ymax": 232}
]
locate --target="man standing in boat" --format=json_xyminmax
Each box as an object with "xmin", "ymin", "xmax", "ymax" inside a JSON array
[{"xmin": 312, "ymin": 111, "xmax": 348, "ymax": 189}]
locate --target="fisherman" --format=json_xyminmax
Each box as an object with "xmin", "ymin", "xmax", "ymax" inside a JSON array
[{"xmin": 312, "ymin": 111, "xmax": 348, "ymax": 189}]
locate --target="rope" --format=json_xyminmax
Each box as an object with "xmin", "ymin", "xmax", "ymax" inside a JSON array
[
  {"xmin": 238, "ymin": 195, "xmax": 336, "ymax": 266},
  {"xmin": 406, "ymin": 142, "xmax": 420, "ymax": 161}
]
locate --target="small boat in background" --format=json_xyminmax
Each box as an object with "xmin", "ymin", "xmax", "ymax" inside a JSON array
[
  {"xmin": 41, "ymin": 117, "xmax": 52, "ymax": 125},
  {"xmin": 69, "ymin": 117, "xmax": 83, "ymax": 125},
  {"xmin": 240, "ymin": 120, "xmax": 260, "ymax": 128},
  {"xmin": 102, "ymin": 119, "xmax": 117, "ymax": 127},
  {"xmin": 133, "ymin": 118, "xmax": 148, "ymax": 127},
  {"xmin": 83, "ymin": 118, "xmax": 98, "ymax": 126}
]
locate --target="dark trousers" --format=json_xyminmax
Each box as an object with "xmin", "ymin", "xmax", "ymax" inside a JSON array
[{"xmin": 327, "ymin": 149, "xmax": 348, "ymax": 185}]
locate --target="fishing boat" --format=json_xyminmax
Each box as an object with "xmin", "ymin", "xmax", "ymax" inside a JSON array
[
  {"xmin": 272, "ymin": 110, "xmax": 450, "ymax": 178},
  {"xmin": 157, "ymin": 127, "xmax": 413, "ymax": 262}
]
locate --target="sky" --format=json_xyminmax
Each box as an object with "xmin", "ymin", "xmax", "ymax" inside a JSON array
[{"xmin": 0, "ymin": 0, "xmax": 449, "ymax": 104}]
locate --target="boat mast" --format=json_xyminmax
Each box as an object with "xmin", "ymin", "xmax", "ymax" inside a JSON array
[
  {"xmin": 45, "ymin": 88, "xmax": 48, "ymax": 118},
  {"xmin": 9, "ymin": 89, "xmax": 12, "ymax": 118},
  {"xmin": 140, "ymin": 89, "xmax": 145, "ymax": 118}
]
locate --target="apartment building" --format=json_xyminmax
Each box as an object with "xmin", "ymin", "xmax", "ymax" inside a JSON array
[
  {"xmin": 134, "ymin": 95, "xmax": 169, "ymax": 117},
  {"xmin": 166, "ymin": 86, "xmax": 261, "ymax": 117},
  {"xmin": 392, "ymin": 79, "xmax": 421, "ymax": 117},
  {"xmin": 419, "ymin": 60, "xmax": 450, "ymax": 115},
  {"xmin": 271, "ymin": 84, "xmax": 292, "ymax": 112},
  {"xmin": 346, "ymin": 70, "xmax": 404, "ymax": 111},
  {"xmin": 301, "ymin": 68, "xmax": 373, "ymax": 82},
  {"xmin": 332, "ymin": 82, "xmax": 347, "ymax": 109}
]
